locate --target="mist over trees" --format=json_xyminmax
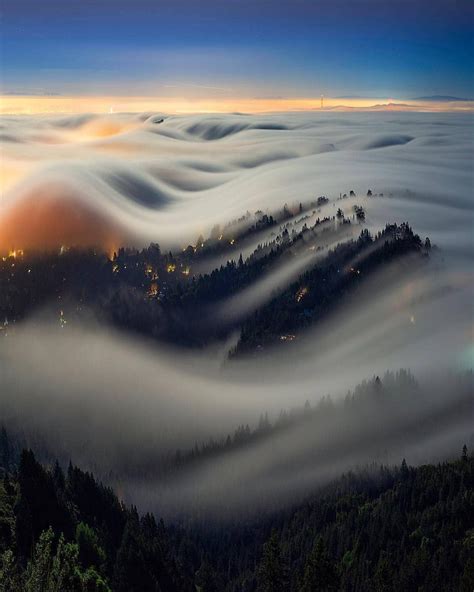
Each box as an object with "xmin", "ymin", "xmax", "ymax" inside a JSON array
[
  {"xmin": 0, "ymin": 433, "xmax": 472, "ymax": 591},
  {"xmin": 0, "ymin": 204, "xmax": 429, "ymax": 355},
  {"xmin": 0, "ymin": 111, "xmax": 473, "ymax": 591}
]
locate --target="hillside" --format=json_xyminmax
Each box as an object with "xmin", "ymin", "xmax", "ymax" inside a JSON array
[{"xmin": 0, "ymin": 433, "xmax": 472, "ymax": 591}]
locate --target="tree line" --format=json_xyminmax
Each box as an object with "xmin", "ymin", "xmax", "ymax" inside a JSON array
[{"xmin": 0, "ymin": 442, "xmax": 472, "ymax": 591}]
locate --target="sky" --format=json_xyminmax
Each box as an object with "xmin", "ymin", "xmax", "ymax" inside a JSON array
[{"xmin": 0, "ymin": 0, "xmax": 473, "ymax": 106}]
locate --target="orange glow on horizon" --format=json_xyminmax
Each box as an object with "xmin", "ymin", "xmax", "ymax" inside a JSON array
[{"xmin": 1, "ymin": 95, "xmax": 473, "ymax": 115}]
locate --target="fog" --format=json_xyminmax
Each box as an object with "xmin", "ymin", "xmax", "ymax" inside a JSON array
[
  {"xmin": 0, "ymin": 250, "xmax": 471, "ymax": 515},
  {"xmin": 0, "ymin": 111, "xmax": 472, "ymax": 519},
  {"xmin": 1, "ymin": 112, "xmax": 472, "ymax": 253}
]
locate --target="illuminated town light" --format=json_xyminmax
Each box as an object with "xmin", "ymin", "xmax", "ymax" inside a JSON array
[
  {"xmin": 280, "ymin": 334, "xmax": 296, "ymax": 341},
  {"xmin": 296, "ymin": 286, "xmax": 308, "ymax": 303},
  {"xmin": 59, "ymin": 310, "xmax": 67, "ymax": 328},
  {"xmin": 8, "ymin": 249, "xmax": 23, "ymax": 259},
  {"xmin": 148, "ymin": 282, "xmax": 159, "ymax": 297}
]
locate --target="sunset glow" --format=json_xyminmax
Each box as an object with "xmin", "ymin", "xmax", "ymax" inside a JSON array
[
  {"xmin": 1, "ymin": 95, "xmax": 473, "ymax": 115},
  {"xmin": 0, "ymin": 1, "xmax": 473, "ymax": 586}
]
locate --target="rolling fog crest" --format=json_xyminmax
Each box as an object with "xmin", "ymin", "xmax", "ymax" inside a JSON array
[
  {"xmin": 1, "ymin": 111, "xmax": 473, "ymax": 252},
  {"xmin": 133, "ymin": 370, "xmax": 473, "ymax": 519},
  {"xmin": 0, "ymin": 111, "xmax": 473, "ymax": 518}
]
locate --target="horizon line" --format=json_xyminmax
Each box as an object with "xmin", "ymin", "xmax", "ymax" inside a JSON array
[{"xmin": 1, "ymin": 94, "xmax": 473, "ymax": 115}]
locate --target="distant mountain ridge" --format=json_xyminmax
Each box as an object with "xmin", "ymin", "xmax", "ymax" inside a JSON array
[
  {"xmin": 412, "ymin": 95, "xmax": 472, "ymax": 101},
  {"xmin": 335, "ymin": 95, "xmax": 472, "ymax": 102}
]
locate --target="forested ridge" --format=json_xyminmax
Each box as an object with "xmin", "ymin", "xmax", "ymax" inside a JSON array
[
  {"xmin": 0, "ymin": 195, "xmax": 431, "ymax": 354},
  {"xmin": 0, "ymin": 429, "xmax": 472, "ymax": 591},
  {"xmin": 0, "ymin": 197, "xmax": 470, "ymax": 591}
]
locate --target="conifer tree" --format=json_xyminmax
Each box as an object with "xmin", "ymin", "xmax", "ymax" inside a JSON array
[
  {"xmin": 256, "ymin": 530, "xmax": 288, "ymax": 592},
  {"xmin": 302, "ymin": 537, "xmax": 339, "ymax": 592}
]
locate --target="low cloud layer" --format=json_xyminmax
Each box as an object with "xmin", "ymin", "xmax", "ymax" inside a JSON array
[
  {"xmin": 1, "ymin": 112, "xmax": 473, "ymax": 256},
  {"xmin": 0, "ymin": 248, "xmax": 471, "ymax": 516},
  {"xmin": 0, "ymin": 111, "xmax": 472, "ymax": 519}
]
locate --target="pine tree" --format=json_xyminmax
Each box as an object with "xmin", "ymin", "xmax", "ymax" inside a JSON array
[
  {"xmin": 302, "ymin": 537, "xmax": 339, "ymax": 592},
  {"xmin": 400, "ymin": 458, "xmax": 409, "ymax": 479},
  {"xmin": 24, "ymin": 527, "xmax": 55, "ymax": 592},
  {"xmin": 24, "ymin": 528, "xmax": 89, "ymax": 592},
  {"xmin": 76, "ymin": 522, "xmax": 106, "ymax": 569},
  {"xmin": 0, "ymin": 429, "xmax": 11, "ymax": 473},
  {"xmin": 48, "ymin": 533, "xmax": 82, "ymax": 592},
  {"xmin": 256, "ymin": 530, "xmax": 288, "ymax": 592},
  {"xmin": 0, "ymin": 550, "xmax": 21, "ymax": 591},
  {"xmin": 195, "ymin": 559, "xmax": 220, "ymax": 592},
  {"xmin": 113, "ymin": 512, "xmax": 143, "ymax": 592},
  {"xmin": 52, "ymin": 462, "xmax": 65, "ymax": 492},
  {"xmin": 15, "ymin": 450, "xmax": 72, "ymax": 564}
]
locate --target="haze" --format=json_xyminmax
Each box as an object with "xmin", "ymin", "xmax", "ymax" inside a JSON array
[{"xmin": 0, "ymin": 109, "xmax": 472, "ymax": 517}]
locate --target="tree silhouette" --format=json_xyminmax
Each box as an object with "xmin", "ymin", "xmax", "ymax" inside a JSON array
[
  {"xmin": 257, "ymin": 530, "xmax": 288, "ymax": 592},
  {"xmin": 302, "ymin": 537, "xmax": 339, "ymax": 592}
]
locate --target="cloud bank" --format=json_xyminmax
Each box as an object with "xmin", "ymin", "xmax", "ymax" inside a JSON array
[{"xmin": 0, "ymin": 111, "xmax": 472, "ymax": 518}]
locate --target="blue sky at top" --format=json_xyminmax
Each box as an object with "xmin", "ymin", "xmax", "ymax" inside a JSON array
[{"xmin": 1, "ymin": 0, "xmax": 472, "ymax": 98}]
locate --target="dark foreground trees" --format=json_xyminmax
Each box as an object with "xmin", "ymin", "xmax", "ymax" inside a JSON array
[
  {"xmin": 242, "ymin": 447, "xmax": 474, "ymax": 592},
  {"xmin": 0, "ymin": 449, "xmax": 191, "ymax": 591},
  {"xmin": 256, "ymin": 530, "xmax": 288, "ymax": 592},
  {"xmin": 301, "ymin": 538, "xmax": 339, "ymax": 592},
  {"xmin": 0, "ymin": 440, "xmax": 472, "ymax": 591}
]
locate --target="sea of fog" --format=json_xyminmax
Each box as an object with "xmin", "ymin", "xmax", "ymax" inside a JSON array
[
  {"xmin": 0, "ymin": 111, "xmax": 472, "ymax": 517},
  {"xmin": 1, "ymin": 111, "xmax": 473, "ymax": 253}
]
